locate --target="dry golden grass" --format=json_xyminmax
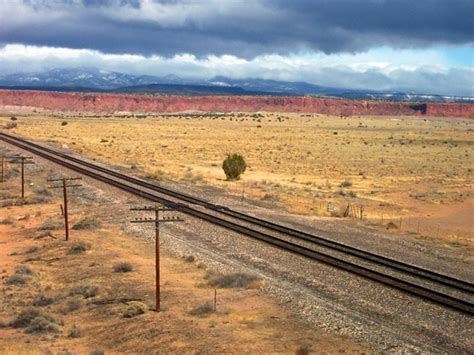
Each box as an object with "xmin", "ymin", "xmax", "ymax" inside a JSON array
[
  {"xmin": 1, "ymin": 112, "xmax": 472, "ymax": 245},
  {"xmin": 0, "ymin": 164, "xmax": 368, "ymax": 353}
]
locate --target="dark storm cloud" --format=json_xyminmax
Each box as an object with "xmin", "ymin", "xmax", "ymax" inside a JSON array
[{"xmin": 1, "ymin": 0, "xmax": 473, "ymax": 57}]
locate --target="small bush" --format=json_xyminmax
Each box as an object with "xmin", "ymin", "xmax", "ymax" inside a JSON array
[
  {"xmin": 113, "ymin": 262, "xmax": 133, "ymax": 273},
  {"xmin": 6, "ymin": 274, "xmax": 28, "ymax": 286},
  {"xmin": 4, "ymin": 122, "xmax": 17, "ymax": 129},
  {"xmin": 62, "ymin": 297, "xmax": 82, "ymax": 314},
  {"xmin": 25, "ymin": 315, "xmax": 60, "ymax": 334},
  {"xmin": 206, "ymin": 272, "xmax": 259, "ymax": 289},
  {"xmin": 222, "ymin": 153, "xmax": 247, "ymax": 181},
  {"xmin": 68, "ymin": 324, "xmax": 81, "ymax": 338},
  {"xmin": 10, "ymin": 116, "xmax": 18, "ymax": 121},
  {"xmin": 61, "ymin": 121, "xmax": 68, "ymax": 126},
  {"xmin": 340, "ymin": 180, "xmax": 353, "ymax": 188},
  {"xmin": 70, "ymin": 283, "xmax": 99, "ymax": 298},
  {"xmin": 11, "ymin": 308, "xmax": 42, "ymax": 328},
  {"xmin": 188, "ymin": 302, "xmax": 214, "ymax": 317},
  {"xmin": 25, "ymin": 246, "xmax": 39, "ymax": 254},
  {"xmin": 32, "ymin": 295, "xmax": 56, "ymax": 307},
  {"xmin": 123, "ymin": 301, "xmax": 148, "ymax": 318},
  {"xmin": 38, "ymin": 219, "xmax": 63, "ymax": 231},
  {"xmin": 184, "ymin": 255, "xmax": 195, "ymax": 262},
  {"xmin": 67, "ymin": 242, "xmax": 90, "ymax": 255},
  {"xmin": 15, "ymin": 266, "xmax": 33, "ymax": 275},
  {"xmin": 0, "ymin": 217, "xmax": 14, "ymax": 225},
  {"xmin": 72, "ymin": 216, "xmax": 101, "ymax": 230}
]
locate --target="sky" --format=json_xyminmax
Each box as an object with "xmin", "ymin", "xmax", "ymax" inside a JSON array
[{"xmin": 0, "ymin": 0, "xmax": 473, "ymax": 96}]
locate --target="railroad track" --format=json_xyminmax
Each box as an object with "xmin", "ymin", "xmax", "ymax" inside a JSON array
[{"xmin": 1, "ymin": 131, "xmax": 473, "ymax": 315}]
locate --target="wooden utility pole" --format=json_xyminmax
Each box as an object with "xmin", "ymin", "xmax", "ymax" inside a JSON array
[
  {"xmin": 47, "ymin": 177, "xmax": 82, "ymax": 241},
  {"xmin": 8, "ymin": 156, "xmax": 34, "ymax": 198},
  {"xmin": 130, "ymin": 205, "xmax": 183, "ymax": 312}
]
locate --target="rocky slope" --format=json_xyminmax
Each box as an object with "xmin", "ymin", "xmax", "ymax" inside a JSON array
[{"xmin": 0, "ymin": 89, "xmax": 472, "ymax": 118}]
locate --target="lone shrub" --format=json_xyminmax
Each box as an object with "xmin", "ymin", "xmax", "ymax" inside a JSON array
[
  {"xmin": 0, "ymin": 217, "xmax": 14, "ymax": 225},
  {"xmin": 222, "ymin": 153, "xmax": 247, "ymax": 181},
  {"xmin": 123, "ymin": 301, "xmax": 148, "ymax": 318},
  {"xmin": 68, "ymin": 324, "xmax": 82, "ymax": 338},
  {"xmin": 15, "ymin": 266, "xmax": 34, "ymax": 275},
  {"xmin": 38, "ymin": 219, "xmax": 63, "ymax": 231},
  {"xmin": 32, "ymin": 295, "xmax": 56, "ymax": 307},
  {"xmin": 11, "ymin": 308, "xmax": 42, "ymax": 328},
  {"xmin": 6, "ymin": 274, "xmax": 28, "ymax": 286},
  {"xmin": 206, "ymin": 272, "xmax": 259, "ymax": 289},
  {"xmin": 113, "ymin": 262, "xmax": 133, "ymax": 273},
  {"xmin": 62, "ymin": 297, "xmax": 82, "ymax": 314},
  {"xmin": 4, "ymin": 122, "xmax": 17, "ymax": 129},
  {"xmin": 70, "ymin": 283, "xmax": 99, "ymax": 298},
  {"xmin": 61, "ymin": 121, "xmax": 68, "ymax": 126},
  {"xmin": 68, "ymin": 242, "xmax": 90, "ymax": 255},
  {"xmin": 340, "ymin": 179, "xmax": 353, "ymax": 188},
  {"xmin": 188, "ymin": 302, "xmax": 214, "ymax": 317},
  {"xmin": 72, "ymin": 216, "xmax": 101, "ymax": 230},
  {"xmin": 25, "ymin": 315, "xmax": 60, "ymax": 334}
]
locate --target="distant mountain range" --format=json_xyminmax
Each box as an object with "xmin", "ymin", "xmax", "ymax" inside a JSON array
[{"xmin": 0, "ymin": 68, "xmax": 472, "ymax": 103}]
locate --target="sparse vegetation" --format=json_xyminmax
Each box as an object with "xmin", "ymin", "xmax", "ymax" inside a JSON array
[
  {"xmin": 72, "ymin": 216, "xmax": 101, "ymax": 230},
  {"xmin": 4, "ymin": 122, "xmax": 17, "ymax": 129},
  {"xmin": 25, "ymin": 315, "xmax": 60, "ymax": 334},
  {"xmin": 222, "ymin": 153, "xmax": 247, "ymax": 181},
  {"xmin": 340, "ymin": 179, "xmax": 353, "ymax": 187},
  {"xmin": 0, "ymin": 217, "xmax": 14, "ymax": 225},
  {"xmin": 68, "ymin": 324, "xmax": 82, "ymax": 338},
  {"xmin": 32, "ymin": 295, "xmax": 56, "ymax": 307},
  {"xmin": 67, "ymin": 241, "xmax": 90, "ymax": 254},
  {"xmin": 62, "ymin": 297, "xmax": 83, "ymax": 314},
  {"xmin": 206, "ymin": 272, "xmax": 259, "ymax": 289},
  {"xmin": 61, "ymin": 121, "xmax": 68, "ymax": 126},
  {"xmin": 113, "ymin": 262, "xmax": 133, "ymax": 273},
  {"xmin": 70, "ymin": 283, "xmax": 99, "ymax": 298},
  {"xmin": 38, "ymin": 219, "xmax": 63, "ymax": 231},
  {"xmin": 6, "ymin": 274, "xmax": 28, "ymax": 286},
  {"xmin": 188, "ymin": 302, "xmax": 215, "ymax": 317},
  {"xmin": 123, "ymin": 301, "xmax": 148, "ymax": 318}
]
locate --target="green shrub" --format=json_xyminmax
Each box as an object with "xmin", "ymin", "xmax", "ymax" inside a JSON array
[
  {"xmin": 123, "ymin": 301, "xmax": 148, "ymax": 318},
  {"xmin": 113, "ymin": 262, "xmax": 133, "ymax": 273},
  {"xmin": 222, "ymin": 153, "xmax": 247, "ymax": 181},
  {"xmin": 72, "ymin": 216, "xmax": 101, "ymax": 230}
]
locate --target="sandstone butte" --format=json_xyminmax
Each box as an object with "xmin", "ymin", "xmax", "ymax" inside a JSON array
[{"xmin": 0, "ymin": 89, "xmax": 472, "ymax": 119}]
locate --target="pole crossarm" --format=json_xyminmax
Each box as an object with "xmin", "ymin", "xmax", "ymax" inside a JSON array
[
  {"xmin": 47, "ymin": 177, "xmax": 82, "ymax": 182},
  {"xmin": 130, "ymin": 206, "xmax": 175, "ymax": 212},
  {"xmin": 130, "ymin": 204, "xmax": 184, "ymax": 312}
]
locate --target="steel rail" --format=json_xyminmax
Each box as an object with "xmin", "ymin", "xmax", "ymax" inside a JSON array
[
  {"xmin": 1, "ymin": 132, "xmax": 472, "ymax": 294},
  {"xmin": 1, "ymin": 132, "xmax": 473, "ymax": 315}
]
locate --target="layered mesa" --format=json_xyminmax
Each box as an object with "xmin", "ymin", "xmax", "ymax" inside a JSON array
[{"xmin": 0, "ymin": 89, "xmax": 472, "ymax": 118}]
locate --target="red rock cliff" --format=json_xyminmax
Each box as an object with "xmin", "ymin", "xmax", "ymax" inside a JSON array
[{"xmin": 0, "ymin": 90, "xmax": 472, "ymax": 118}]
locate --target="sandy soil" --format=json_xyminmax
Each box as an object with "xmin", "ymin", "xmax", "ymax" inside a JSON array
[
  {"xmin": 1, "ymin": 112, "xmax": 472, "ymax": 250},
  {"xmin": 0, "ymin": 164, "xmax": 370, "ymax": 354}
]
